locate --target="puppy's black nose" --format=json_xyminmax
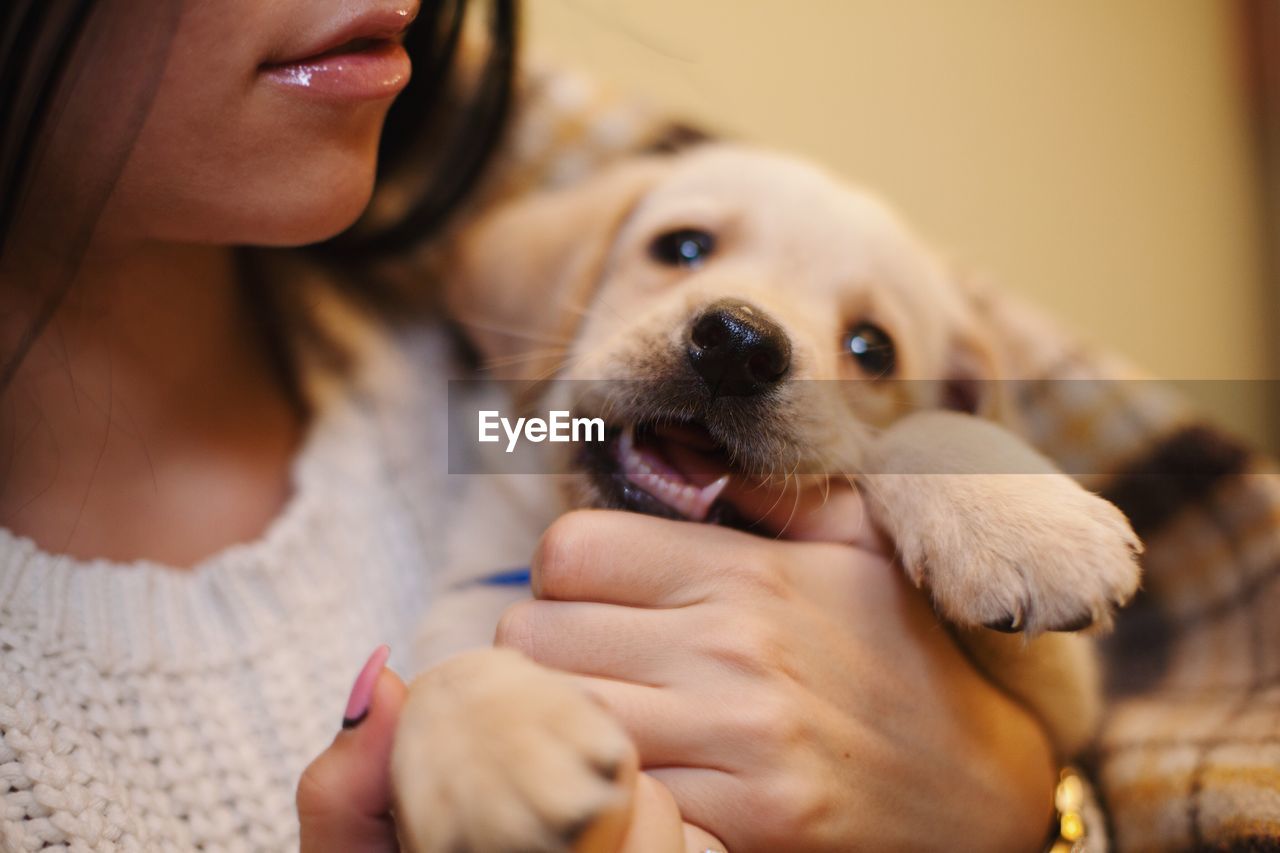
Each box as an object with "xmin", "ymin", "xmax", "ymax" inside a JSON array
[{"xmin": 687, "ymin": 300, "xmax": 791, "ymax": 396}]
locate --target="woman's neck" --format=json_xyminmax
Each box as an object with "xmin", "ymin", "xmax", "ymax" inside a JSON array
[{"xmin": 0, "ymin": 241, "xmax": 305, "ymax": 567}]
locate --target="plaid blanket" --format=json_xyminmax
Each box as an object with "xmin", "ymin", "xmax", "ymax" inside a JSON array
[{"xmin": 461, "ymin": 59, "xmax": 1280, "ymax": 853}]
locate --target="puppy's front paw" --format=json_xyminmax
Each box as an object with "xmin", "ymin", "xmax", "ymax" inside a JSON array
[
  {"xmin": 887, "ymin": 473, "xmax": 1142, "ymax": 634},
  {"xmin": 863, "ymin": 411, "xmax": 1142, "ymax": 635},
  {"xmin": 393, "ymin": 648, "xmax": 636, "ymax": 853}
]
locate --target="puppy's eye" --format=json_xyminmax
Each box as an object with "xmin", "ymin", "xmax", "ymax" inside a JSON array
[
  {"xmin": 844, "ymin": 322, "xmax": 896, "ymax": 377},
  {"xmin": 648, "ymin": 228, "xmax": 715, "ymax": 267}
]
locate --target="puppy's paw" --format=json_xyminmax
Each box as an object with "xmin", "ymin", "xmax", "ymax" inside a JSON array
[
  {"xmin": 889, "ymin": 473, "xmax": 1142, "ymax": 634},
  {"xmin": 863, "ymin": 411, "xmax": 1142, "ymax": 635},
  {"xmin": 393, "ymin": 648, "xmax": 636, "ymax": 853}
]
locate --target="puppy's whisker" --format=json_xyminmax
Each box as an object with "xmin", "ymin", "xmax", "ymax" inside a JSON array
[
  {"xmin": 455, "ymin": 315, "xmax": 574, "ymax": 347},
  {"xmin": 833, "ymin": 468, "xmax": 875, "ymax": 544},
  {"xmin": 479, "ymin": 347, "xmax": 571, "ymax": 372},
  {"xmin": 559, "ymin": 301, "xmax": 594, "ymax": 319},
  {"xmin": 759, "ymin": 462, "xmax": 798, "ymax": 524},
  {"xmin": 768, "ymin": 458, "xmax": 798, "ymax": 537},
  {"xmin": 530, "ymin": 360, "xmax": 571, "ymax": 384},
  {"xmin": 534, "ymin": 348, "xmax": 593, "ymax": 384},
  {"xmin": 561, "ymin": 292, "xmax": 629, "ymax": 330},
  {"xmin": 587, "ymin": 293, "xmax": 629, "ymax": 326},
  {"xmin": 482, "ymin": 346, "xmax": 568, "ymax": 364}
]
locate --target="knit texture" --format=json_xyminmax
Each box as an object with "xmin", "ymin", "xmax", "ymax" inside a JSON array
[
  {"xmin": 0, "ymin": 314, "xmax": 476, "ymax": 851},
  {"xmin": 0, "ymin": 55, "xmax": 671, "ymax": 853}
]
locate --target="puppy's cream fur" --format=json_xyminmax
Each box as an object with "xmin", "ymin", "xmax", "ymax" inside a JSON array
[{"xmin": 394, "ymin": 145, "xmax": 1142, "ymax": 853}]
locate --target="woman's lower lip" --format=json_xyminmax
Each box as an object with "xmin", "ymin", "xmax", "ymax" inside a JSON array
[{"xmin": 261, "ymin": 41, "xmax": 411, "ymax": 100}]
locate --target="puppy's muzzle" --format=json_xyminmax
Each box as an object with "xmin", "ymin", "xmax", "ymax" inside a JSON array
[{"xmin": 687, "ymin": 299, "xmax": 791, "ymax": 397}]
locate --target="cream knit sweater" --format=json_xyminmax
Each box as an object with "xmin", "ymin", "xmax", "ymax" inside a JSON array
[
  {"xmin": 0, "ymin": 59, "xmax": 682, "ymax": 851},
  {"xmin": 0, "ymin": 312, "xmax": 550, "ymax": 852}
]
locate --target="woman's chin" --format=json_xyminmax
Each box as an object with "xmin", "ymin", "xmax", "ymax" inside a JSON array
[
  {"xmin": 108, "ymin": 166, "xmax": 382, "ymax": 250},
  {"xmin": 243, "ymin": 184, "xmax": 378, "ymax": 248}
]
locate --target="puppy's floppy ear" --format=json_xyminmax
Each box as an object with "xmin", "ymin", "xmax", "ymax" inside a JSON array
[
  {"xmin": 445, "ymin": 158, "xmax": 669, "ymax": 382},
  {"xmin": 944, "ymin": 322, "xmax": 1012, "ymax": 425},
  {"xmin": 938, "ymin": 271, "xmax": 1021, "ymax": 427}
]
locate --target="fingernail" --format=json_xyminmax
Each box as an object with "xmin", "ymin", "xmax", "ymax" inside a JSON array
[{"xmin": 342, "ymin": 644, "xmax": 390, "ymax": 729}]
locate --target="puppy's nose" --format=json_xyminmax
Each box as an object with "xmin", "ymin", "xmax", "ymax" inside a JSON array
[{"xmin": 687, "ymin": 299, "xmax": 791, "ymax": 396}]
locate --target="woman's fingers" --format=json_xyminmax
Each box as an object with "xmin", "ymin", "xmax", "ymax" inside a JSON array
[
  {"xmin": 566, "ymin": 675, "xmax": 731, "ymax": 769},
  {"xmin": 496, "ymin": 600, "xmax": 685, "ymax": 685},
  {"xmin": 615, "ymin": 773, "xmax": 688, "ymax": 853},
  {"xmin": 647, "ymin": 767, "xmax": 751, "ymax": 851},
  {"xmin": 297, "ymin": 647, "xmax": 407, "ymax": 853},
  {"xmin": 682, "ymin": 821, "xmax": 728, "ymax": 853},
  {"xmin": 614, "ymin": 773, "xmax": 728, "ymax": 853},
  {"xmin": 530, "ymin": 492, "xmax": 889, "ymax": 616},
  {"xmin": 531, "ymin": 510, "xmax": 763, "ymax": 607},
  {"xmin": 720, "ymin": 476, "xmax": 889, "ymax": 550}
]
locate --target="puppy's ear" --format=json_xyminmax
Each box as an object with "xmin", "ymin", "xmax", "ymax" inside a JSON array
[
  {"xmin": 445, "ymin": 159, "xmax": 669, "ymax": 382},
  {"xmin": 944, "ymin": 324, "xmax": 1012, "ymax": 425}
]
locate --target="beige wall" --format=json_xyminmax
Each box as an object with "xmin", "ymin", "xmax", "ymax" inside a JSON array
[{"xmin": 526, "ymin": 0, "xmax": 1274, "ymax": 436}]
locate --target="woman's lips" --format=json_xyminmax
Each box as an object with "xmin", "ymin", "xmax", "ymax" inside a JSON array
[
  {"xmin": 261, "ymin": 39, "xmax": 411, "ymax": 100},
  {"xmin": 261, "ymin": 5, "xmax": 418, "ymax": 100}
]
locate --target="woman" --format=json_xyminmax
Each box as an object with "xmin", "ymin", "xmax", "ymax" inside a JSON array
[{"xmin": 3, "ymin": 1, "xmax": 1270, "ymax": 851}]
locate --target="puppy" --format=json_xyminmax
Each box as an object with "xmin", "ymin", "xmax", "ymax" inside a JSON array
[{"xmin": 393, "ymin": 144, "xmax": 1142, "ymax": 853}]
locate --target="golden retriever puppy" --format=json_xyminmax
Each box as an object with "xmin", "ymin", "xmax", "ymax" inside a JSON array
[{"xmin": 392, "ymin": 144, "xmax": 1142, "ymax": 853}]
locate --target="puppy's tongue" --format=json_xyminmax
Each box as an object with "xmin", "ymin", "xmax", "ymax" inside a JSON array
[{"xmin": 616, "ymin": 427, "xmax": 730, "ymax": 521}]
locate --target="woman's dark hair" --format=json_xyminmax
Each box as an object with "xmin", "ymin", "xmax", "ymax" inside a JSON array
[
  {"xmin": 1, "ymin": 0, "xmax": 516, "ymax": 259},
  {"xmin": 0, "ymin": 0, "xmax": 518, "ymax": 392},
  {"xmin": 317, "ymin": 0, "xmax": 518, "ymax": 261}
]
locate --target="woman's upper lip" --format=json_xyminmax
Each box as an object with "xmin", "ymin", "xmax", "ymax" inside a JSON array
[{"xmin": 265, "ymin": 3, "xmax": 420, "ymax": 66}]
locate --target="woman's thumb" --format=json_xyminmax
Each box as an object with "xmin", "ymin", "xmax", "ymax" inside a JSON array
[{"xmin": 298, "ymin": 645, "xmax": 408, "ymax": 853}]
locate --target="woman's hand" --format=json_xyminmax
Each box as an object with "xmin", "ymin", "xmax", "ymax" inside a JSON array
[
  {"xmin": 496, "ymin": 488, "xmax": 1058, "ymax": 852},
  {"xmin": 297, "ymin": 648, "xmax": 406, "ymax": 853}
]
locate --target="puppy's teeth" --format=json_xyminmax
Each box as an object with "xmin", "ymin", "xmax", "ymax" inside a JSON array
[
  {"xmin": 616, "ymin": 425, "xmax": 731, "ymax": 520},
  {"xmin": 677, "ymin": 486, "xmax": 702, "ymax": 519},
  {"xmin": 618, "ymin": 426, "xmax": 636, "ymax": 460},
  {"xmin": 687, "ymin": 475, "xmax": 731, "ymax": 521},
  {"xmin": 619, "ymin": 427, "xmax": 654, "ymax": 485}
]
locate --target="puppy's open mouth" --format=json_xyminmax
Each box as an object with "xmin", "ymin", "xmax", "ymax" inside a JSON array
[{"xmin": 582, "ymin": 421, "xmax": 738, "ymax": 523}]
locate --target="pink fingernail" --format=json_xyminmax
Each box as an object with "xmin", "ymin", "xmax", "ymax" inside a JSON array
[{"xmin": 342, "ymin": 644, "xmax": 390, "ymax": 729}]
